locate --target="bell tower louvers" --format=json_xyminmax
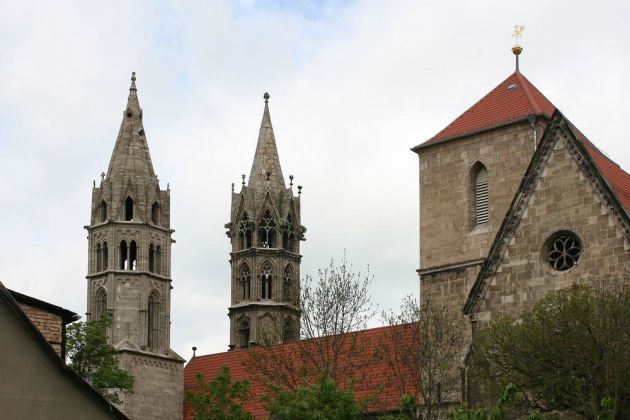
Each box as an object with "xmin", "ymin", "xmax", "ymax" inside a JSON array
[
  {"xmin": 226, "ymin": 93, "xmax": 306, "ymax": 350},
  {"xmin": 85, "ymin": 73, "xmax": 184, "ymax": 420}
]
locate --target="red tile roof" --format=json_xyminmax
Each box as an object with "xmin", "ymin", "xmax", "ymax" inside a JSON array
[
  {"xmin": 413, "ymin": 69, "xmax": 630, "ymax": 216},
  {"xmin": 415, "ymin": 71, "xmax": 556, "ymax": 149},
  {"xmin": 184, "ymin": 324, "xmax": 418, "ymax": 419},
  {"xmin": 568, "ymin": 123, "xmax": 630, "ymax": 215}
]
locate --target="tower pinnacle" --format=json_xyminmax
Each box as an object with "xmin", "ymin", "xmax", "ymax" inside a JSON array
[{"xmin": 248, "ymin": 93, "xmax": 285, "ymax": 191}]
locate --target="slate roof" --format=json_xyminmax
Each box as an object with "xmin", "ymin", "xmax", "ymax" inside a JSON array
[
  {"xmin": 184, "ymin": 324, "xmax": 417, "ymax": 419},
  {"xmin": 413, "ymin": 71, "xmax": 556, "ymax": 150}
]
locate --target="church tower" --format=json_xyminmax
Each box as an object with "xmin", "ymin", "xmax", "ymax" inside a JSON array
[
  {"xmin": 85, "ymin": 73, "xmax": 184, "ymax": 419},
  {"xmin": 225, "ymin": 93, "xmax": 305, "ymax": 350}
]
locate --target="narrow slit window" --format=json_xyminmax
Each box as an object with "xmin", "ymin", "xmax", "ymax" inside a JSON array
[
  {"xmin": 99, "ymin": 200, "xmax": 107, "ymax": 222},
  {"xmin": 129, "ymin": 241, "xmax": 137, "ymax": 270},
  {"xmin": 475, "ymin": 167, "xmax": 489, "ymax": 225},
  {"xmin": 102, "ymin": 242, "xmax": 108, "ymax": 270},
  {"xmin": 96, "ymin": 243, "xmax": 102, "ymax": 272},
  {"xmin": 119, "ymin": 240, "xmax": 128, "ymax": 270},
  {"xmin": 125, "ymin": 197, "xmax": 134, "ymax": 221},
  {"xmin": 148, "ymin": 291, "xmax": 161, "ymax": 350},
  {"xmin": 151, "ymin": 202, "xmax": 160, "ymax": 225},
  {"xmin": 149, "ymin": 244, "xmax": 155, "ymax": 273}
]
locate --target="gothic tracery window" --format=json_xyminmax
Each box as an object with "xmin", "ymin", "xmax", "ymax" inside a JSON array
[
  {"xmin": 148, "ymin": 291, "xmax": 161, "ymax": 350},
  {"xmin": 283, "ymin": 265, "xmax": 293, "ymax": 303},
  {"xmin": 283, "ymin": 215, "xmax": 295, "ymax": 252},
  {"xmin": 239, "ymin": 320, "xmax": 250, "ymax": 348},
  {"xmin": 260, "ymin": 263, "xmax": 272, "ymax": 299},
  {"xmin": 94, "ymin": 287, "xmax": 107, "ymax": 320},
  {"xmin": 258, "ymin": 210, "xmax": 277, "ymax": 248},
  {"xmin": 151, "ymin": 202, "xmax": 161, "ymax": 225},
  {"xmin": 119, "ymin": 240, "xmax": 128, "ymax": 270},
  {"xmin": 239, "ymin": 213, "xmax": 252, "ymax": 250},
  {"xmin": 99, "ymin": 200, "xmax": 107, "ymax": 222},
  {"xmin": 240, "ymin": 265, "xmax": 251, "ymax": 301}
]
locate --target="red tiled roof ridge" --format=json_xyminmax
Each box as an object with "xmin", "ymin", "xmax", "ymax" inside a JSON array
[{"xmin": 414, "ymin": 71, "xmax": 556, "ymax": 150}]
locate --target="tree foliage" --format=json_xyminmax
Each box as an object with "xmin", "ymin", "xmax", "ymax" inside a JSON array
[
  {"xmin": 248, "ymin": 251, "xmax": 377, "ymax": 390},
  {"xmin": 380, "ymin": 295, "xmax": 465, "ymax": 420},
  {"xmin": 65, "ymin": 314, "xmax": 134, "ymax": 404},
  {"xmin": 470, "ymin": 284, "xmax": 630, "ymax": 419},
  {"xmin": 264, "ymin": 374, "xmax": 365, "ymax": 420},
  {"xmin": 185, "ymin": 367, "xmax": 254, "ymax": 420}
]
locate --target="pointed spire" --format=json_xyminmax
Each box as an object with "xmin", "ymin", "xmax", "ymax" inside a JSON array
[
  {"xmin": 126, "ymin": 71, "xmax": 141, "ymax": 114},
  {"xmin": 248, "ymin": 93, "xmax": 286, "ymax": 191},
  {"xmin": 106, "ymin": 72, "xmax": 156, "ymax": 181}
]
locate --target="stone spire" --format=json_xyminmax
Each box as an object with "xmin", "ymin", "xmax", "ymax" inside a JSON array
[
  {"xmin": 248, "ymin": 93, "xmax": 286, "ymax": 191},
  {"xmin": 106, "ymin": 72, "xmax": 156, "ymax": 181}
]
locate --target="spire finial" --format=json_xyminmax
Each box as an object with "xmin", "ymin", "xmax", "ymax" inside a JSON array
[
  {"xmin": 511, "ymin": 25, "xmax": 525, "ymax": 72},
  {"xmin": 289, "ymin": 175, "xmax": 294, "ymax": 187},
  {"xmin": 241, "ymin": 174, "xmax": 246, "ymax": 186},
  {"xmin": 130, "ymin": 71, "xmax": 137, "ymax": 90},
  {"xmin": 264, "ymin": 92, "xmax": 270, "ymax": 103}
]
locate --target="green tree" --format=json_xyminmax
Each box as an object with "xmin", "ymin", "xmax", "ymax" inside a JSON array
[
  {"xmin": 65, "ymin": 314, "xmax": 134, "ymax": 404},
  {"xmin": 185, "ymin": 367, "xmax": 254, "ymax": 420},
  {"xmin": 471, "ymin": 284, "xmax": 630, "ymax": 418},
  {"xmin": 264, "ymin": 374, "xmax": 364, "ymax": 420}
]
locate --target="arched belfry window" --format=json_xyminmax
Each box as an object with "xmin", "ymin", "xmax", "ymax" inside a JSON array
[
  {"xmin": 94, "ymin": 288, "xmax": 107, "ymax": 320},
  {"xmin": 119, "ymin": 240, "xmax": 128, "ymax": 270},
  {"xmin": 240, "ymin": 264, "xmax": 251, "ymax": 301},
  {"xmin": 102, "ymin": 242, "xmax": 108, "ymax": 270},
  {"xmin": 239, "ymin": 213, "xmax": 252, "ymax": 250},
  {"xmin": 99, "ymin": 200, "xmax": 107, "ymax": 222},
  {"xmin": 149, "ymin": 244, "xmax": 155, "ymax": 273},
  {"xmin": 96, "ymin": 243, "xmax": 102, "ymax": 272},
  {"xmin": 151, "ymin": 202, "xmax": 161, "ymax": 225},
  {"xmin": 147, "ymin": 291, "xmax": 161, "ymax": 350},
  {"xmin": 283, "ymin": 215, "xmax": 295, "ymax": 252},
  {"xmin": 124, "ymin": 197, "xmax": 134, "ymax": 221},
  {"xmin": 474, "ymin": 166, "xmax": 489, "ymax": 225},
  {"xmin": 283, "ymin": 265, "xmax": 293, "ymax": 303},
  {"xmin": 239, "ymin": 320, "xmax": 250, "ymax": 348},
  {"xmin": 258, "ymin": 210, "xmax": 277, "ymax": 248},
  {"xmin": 260, "ymin": 262, "xmax": 273, "ymax": 300},
  {"xmin": 129, "ymin": 240, "xmax": 137, "ymax": 270},
  {"xmin": 155, "ymin": 245, "xmax": 162, "ymax": 275}
]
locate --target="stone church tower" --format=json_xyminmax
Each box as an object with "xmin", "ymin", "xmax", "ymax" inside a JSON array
[
  {"xmin": 85, "ymin": 73, "xmax": 184, "ymax": 419},
  {"xmin": 225, "ymin": 93, "xmax": 305, "ymax": 350}
]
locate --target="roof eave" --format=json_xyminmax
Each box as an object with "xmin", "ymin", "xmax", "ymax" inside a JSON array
[{"xmin": 411, "ymin": 113, "xmax": 550, "ymax": 153}]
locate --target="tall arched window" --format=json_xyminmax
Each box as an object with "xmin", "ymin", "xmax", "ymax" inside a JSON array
[
  {"xmin": 119, "ymin": 240, "xmax": 128, "ymax": 269},
  {"xmin": 148, "ymin": 291, "xmax": 161, "ymax": 350},
  {"xmin": 96, "ymin": 243, "xmax": 102, "ymax": 272},
  {"xmin": 149, "ymin": 244, "xmax": 155, "ymax": 273},
  {"xmin": 102, "ymin": 242, "xmax": 108, "ymax": 270},
  {"xmin": 129, "ymin": 240, "xmax": 137, "ymax": 270},
  {"xmin": 99, "ymin": 200, "xmax": 107, "ymax": 222},
  {"xmin": 283, "ymin": 265, "xmax": 293, "ymax": 303},
  {"xmin": 155, "ymin": 245, "xmax": 162, "ymax": 275},
  {"xmin": 260, "ymin": 263, "xmax": 272, "ymax": 299},
  {"xmin": 239, "ymin": 320, "xmax": 250, "ymax": 348},
  {"xmin": 283, "ymin": 215, "xmax": 295, "ymax": 252},
  {"xmin": 239, "ymin": 213, "xmax": 252, "ymax": 250},
  {"xmin": 474, "ymin": 166, "xmax": 489, "ymax": 225},
  {"xmin": 240, "ymin": 265, "xmax": 251, "ymax": 301},
  {"xmin": 94, "ymin": 288, "xmax": 107, "ymax": 320},
  {"xmin": 151, "ymin": 202, "xmax": 161, "ymax": 225},
  {"xmin": 124, "ymin": 197, "xmax": 134, "ymax": 221},
  {"xmin": 258, "ymin": 210, "xmax": 277, "ymax": 248}
]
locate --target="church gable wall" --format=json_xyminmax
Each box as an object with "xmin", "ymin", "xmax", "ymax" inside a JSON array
[
  {"xmin": 418, "ymin": 120, "xmax": 543, "ymax": 270},
  {"xmin": 476, "ymin": 135, "xmax": 630, "ymax": 328}
]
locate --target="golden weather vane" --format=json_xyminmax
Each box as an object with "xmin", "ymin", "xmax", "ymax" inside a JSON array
[{"xmin": 512, "ymin": 25, "xmax": 525, "ymax": 46}]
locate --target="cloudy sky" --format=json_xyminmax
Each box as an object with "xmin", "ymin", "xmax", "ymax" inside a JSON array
[{"xmin": 1, "ymin": 0, "xmax": 629, "ymax": 358}]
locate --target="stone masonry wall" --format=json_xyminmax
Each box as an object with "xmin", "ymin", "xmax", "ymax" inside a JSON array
[
  {"xmin": 475, "ymin": 133, "xmax": 630, "ymax": 328},
  {"xmin": 118, "ymin": 352, "xmax": 183, "ymax": 420},
  {"xmin": 418, "ymin": 121, "xmax": 545, "ymax": 271},
  {"xmin": 19, "ymin": 303, "xmax": 63, "ymax": 357}
]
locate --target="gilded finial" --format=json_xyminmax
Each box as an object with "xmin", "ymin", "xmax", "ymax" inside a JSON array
[
  {"xmin": 511, "ymin": 25, "xmax": 525, "ymax": 71},
  {"xmin": 264, "ymin": 92, "xmax": 270, "ymax": 103}
]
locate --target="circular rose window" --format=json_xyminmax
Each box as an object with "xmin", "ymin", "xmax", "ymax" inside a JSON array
[{"xmin": 545, "ymin": 232, "xmax": 581, "ymax": 271}]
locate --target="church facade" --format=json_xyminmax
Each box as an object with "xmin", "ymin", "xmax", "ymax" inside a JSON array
[{"xmin": 85, "ymin": 73, "xmax": 184, "ymax": 420}]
